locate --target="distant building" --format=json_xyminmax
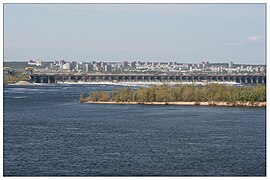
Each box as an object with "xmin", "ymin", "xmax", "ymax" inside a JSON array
[
  {"xmin": 255, "ymin": 67, "xmax": 260, "ymax": 73},
  {"xmin": 85, "ymin": 64, "xmax": 93, "ymax": 72},
  {"xmin": 76, "ymin": 61, "xmax": 83, "ymax": 71},
  {"xmin": 240, "ymin": 66, "xmax": 244, "ymax": 70},
  {"xmin": 229, "ymin": 62, "xmax": 234, "ymax": 68},
  {"xmin": 3, "ymin": 66, "xmax": 10, "ymax": 73},
  {"xmin": 261, "ymin": 66, "xmax": 266, "ymax": 73},
  {"xmin": 104, "ymin": 64, "xmax": 112, "ymax": 72},
  {"xmin": 100, "ymin": 62, "xmax": 105, "ymax": 67},
  {"xmin": 93, "ymin": 63, "xmax": 98, "ymax": 71},
  {"xmin": 123, "ymin": 61, "xmax": 129, "ymax": 67},
  {"xmin": 62, "ymin": 63, "xmax": 71, "ymax": 70},
  {"xmin": 136, "ymin": 61, "xmax": 141, "ymax": 67},
  {"xmin": 131, "ymin": 61, "xmax": 136, "ymax": 68},
  {"xmin": 59, "ymin": 60, "xmax": 66, "ymax": 66},
  {"xmin": 70, "ymin": 61, "xmax": 77, "ymax": 71},
  {"xmin": 28, "ymin": 60, "xmax": 35, "ymax": 65},
  {"xmin": 201, "ymin": 61, "xmax": 209, "ymax": 69},
  {"xmin": 25, "ymin": 67, "xmax": 34, "ymax": 74},
  {"xmin": 28, "ymin": 59, "xmax": 42, "ymax": 66},
  {"xmin": 3, "ymin": 66, "xmax": 15, "ymax": 75}
]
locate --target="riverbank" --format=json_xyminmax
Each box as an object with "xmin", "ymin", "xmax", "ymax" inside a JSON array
[
  {"xmin": 85, "ymin": 101, "xmax": 266, "ymax": 107},
  {"xmin": 11, "ymin": 81, "xmax": 32, "ymax": 85}
]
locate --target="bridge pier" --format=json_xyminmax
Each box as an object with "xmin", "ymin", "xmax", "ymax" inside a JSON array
[
  {"xmin": 251, "ymin": 77, "xmax": 254, "ymax": 84},
  {"xmin": 30, "ymin": 74, "xmax": 266, "ymax": 84},
  {"xmin": 33, "ymin": 76, "xmax": 36, "ymax": 83},
  {"xmin": 245, "ymin": 77, "xmax": 248, "ymax": 84},
  {"xmin": 41, "ymin": 76, "xmax": 44, "ymax": 83},
  {"xmin": 262, "ymin": 77, "xmax": 265, "ymax": 84}
]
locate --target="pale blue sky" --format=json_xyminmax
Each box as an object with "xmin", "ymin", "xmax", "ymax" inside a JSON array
[{"xmin": 4, "ymin": 4, "xmax": 266, "ymax": 64}]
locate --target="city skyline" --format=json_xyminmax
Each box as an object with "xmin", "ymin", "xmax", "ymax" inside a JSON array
[
  {"xmin": 3, "ymin": 59, "xmax": 266, "ymax": 65},
  {"xmin": 4, "ymin": 4, "xmax": 266, "ymax": 64}
]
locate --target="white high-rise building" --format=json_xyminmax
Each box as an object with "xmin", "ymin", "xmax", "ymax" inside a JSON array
[
  {"xmin": 28, "ymin": 59, "xmax": 42, "ymax": 66},
  {"xmin": 62, "ymin": 63, "xmax": 70, "ymax": 70}
]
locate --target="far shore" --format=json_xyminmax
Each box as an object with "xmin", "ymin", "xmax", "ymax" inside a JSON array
[{"xmin": 85, "ymin": 101, "xmax": 266, "ymax": 107}]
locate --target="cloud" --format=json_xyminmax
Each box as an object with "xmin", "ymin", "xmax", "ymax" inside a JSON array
[
  {"xmin": 248, "ymin": 35, "xmax": 264, "ymax": 42},
  {"xmin": 226, "ymin": 40, "xmax": 245, "ymax": 47},
  {"xmin": 226, "ymin": 35, "xmax": 264, "ymax": 47}
]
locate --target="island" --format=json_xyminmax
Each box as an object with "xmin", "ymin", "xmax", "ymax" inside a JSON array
[{"xmin": 80, "ymin": 84, "xmax": 266, "ymax": 107}]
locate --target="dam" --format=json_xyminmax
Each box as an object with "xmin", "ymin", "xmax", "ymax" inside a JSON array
[{"xmin": 29, "ymin": 73, "xmax": 266, "ymax": 84}]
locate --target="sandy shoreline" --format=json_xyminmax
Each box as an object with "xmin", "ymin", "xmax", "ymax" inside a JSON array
[
  {"xmin": 85, "ymin": 101, "xmax": 266, "ymax": 107},
  {"xmin": 8, "ymin": 81, "xmax": 33, "ymax": 85}
]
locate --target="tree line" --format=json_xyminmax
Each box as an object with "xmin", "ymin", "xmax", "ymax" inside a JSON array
[{"xmin": 80, "ymin": 84, "xmax": 266, "ymax": 103}]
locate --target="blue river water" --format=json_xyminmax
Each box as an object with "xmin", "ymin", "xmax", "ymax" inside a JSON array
[{"xmin": 3, "ymin": 84, "xmax": 266, "ymax": 176}]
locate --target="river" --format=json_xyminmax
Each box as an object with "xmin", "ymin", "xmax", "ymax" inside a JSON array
[{"xmin": 3, "ymin": 84, "xmax": 266, "ymax": 176}]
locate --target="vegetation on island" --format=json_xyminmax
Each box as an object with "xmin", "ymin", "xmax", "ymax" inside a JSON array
[
  {"xmin": 3, "ymin": 73, "xmax": 30, "ymax": 85},
  {"xmin": 80, "ymin": 84, "xmax": 266, "ymax": 103}
]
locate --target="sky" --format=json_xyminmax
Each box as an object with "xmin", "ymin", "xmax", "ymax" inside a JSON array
[{"xmin": 4, "ymin": 3, "xmax": 266, "ymax": 64}]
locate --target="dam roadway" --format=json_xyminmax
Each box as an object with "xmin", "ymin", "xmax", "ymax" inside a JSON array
[{"xmin": 29, "ymin": 73, "xmax": 266, "ymax": 84}]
